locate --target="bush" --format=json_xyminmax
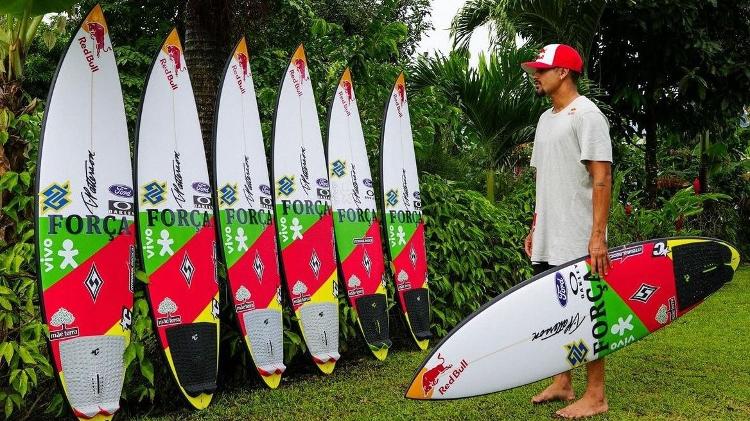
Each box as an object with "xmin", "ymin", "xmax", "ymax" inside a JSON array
[{"xmin": 420, "ymin": 173, "xmax": 533, "ymax": 337}]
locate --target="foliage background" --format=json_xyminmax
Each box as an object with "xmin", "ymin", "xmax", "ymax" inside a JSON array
[{"xmin": 0, "ymin": 0, "xmax": 747, "ymax": 419}]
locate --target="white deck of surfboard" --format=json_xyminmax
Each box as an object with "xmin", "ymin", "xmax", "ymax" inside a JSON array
[
  {"xmin": 327, "ymin": 71, "xmax": 378, "ymax": 215},
  {"xmin": 413, "ymin": 260, "xmax": 599, "ymax": 399}
]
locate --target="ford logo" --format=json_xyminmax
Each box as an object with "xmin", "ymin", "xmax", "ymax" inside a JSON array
[
  {"xmin": 260, "ymin": 184, "xmax": 272, "ymax": 195},
  {"xmin": 316, "ymin": 178, "xmax": 329, "ymax": 188},
  {"xmin": 363, "ymin": 178, "xmax": 373, "ymax": 188},
  {"xmin": 192, "ymin": 182, "xmax": 210, "ymax": 194},
  {"xmin": 109, "ymin": 184, "xmax": 133, "ymax": 198},
  {"xmin": 555, "ymin": 272, "xmax": 568, "ymax": 307},
  {"xmin": 413, "ymin": 191, "xmax": 421, "ymax": 200}
]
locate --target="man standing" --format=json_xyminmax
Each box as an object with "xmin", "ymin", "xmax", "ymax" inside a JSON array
[{"xmin": 521, "ymin": 44, "xmax": 613, "ymax": 418}]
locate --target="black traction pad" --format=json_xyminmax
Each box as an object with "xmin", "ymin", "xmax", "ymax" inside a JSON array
[
  {"xmin": 355, "ymin": 294, "xmax": 392, "ymax": 349},
  {"xmin": 165, "ymin": 322, "xmax": 218, "ymax": 396},
  {"xmin": 403, "ymin": 288, "xmax": 432, "ymax": 340},
  {"xmin": 672, "ymin": 241, "xmax": 733, "ymax": 310}
]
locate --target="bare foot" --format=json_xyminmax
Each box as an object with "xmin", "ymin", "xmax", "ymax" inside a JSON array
[
  {"xmin": 531, "ymin": 382, "xmax": 575, "ymax": 404},
  {"xmin": 554, "ymin": 392, "xmax": 608, "ymax": 419}
]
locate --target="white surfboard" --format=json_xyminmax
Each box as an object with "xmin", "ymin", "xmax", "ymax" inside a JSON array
[
  {"xmin": 380, "ymin": 73, "xmax": 431, "ymax": 350},
  {"xmin": 135, "ymin": 28, "xmax": 219, "ymax": 409},
  {"xmin": 271, "ymin": 44, "xmax": 340, "ymax": 374},
  {"xmin": 326, "ymin": 68, "xmax": 390, "ymax": 360},
  {"xmin": 36, "ymin": 5, "xmax": 134, "ymax": 420},
  {"xmin": 212, "ymin": 37, "xmax": 285, "ymax": 388},
  {"xmin": 405, "ymin": 238, "xmax": 740, "ymax": 400}
]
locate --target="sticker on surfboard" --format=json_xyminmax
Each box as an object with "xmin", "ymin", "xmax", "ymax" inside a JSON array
[
  {"xmin": 213, "ymin": 37, "xmax": 285, "ymax": 388},
  {"xmin": 135, "ymin": 28, "xmax": 219, "ymax": 409},
  {"xmin": 406, "ymin": 237, "xmax": 740, "ymax": 399},
  {"xmin": 36, "ymin": 5, "xmax": 134, "ymax": 420},
  {"xmin": 380, "ymin": 73, "xmax": 431, "ymax": 350},
  {"xmin": 272, "ymin": 44, "xmax": 340, "ymax": 374},
  {"xmin": 327, "ymin": 68, "xmax": 391, "ymax": 360}
]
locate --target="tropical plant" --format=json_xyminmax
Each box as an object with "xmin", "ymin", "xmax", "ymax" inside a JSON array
[
  {"xmin": 450, "ymin": 0, "xmax": 606, "ymax": 70},
  {"xmin": 411, "ymin": 48, "xmax": 544, "ymax": 201}
]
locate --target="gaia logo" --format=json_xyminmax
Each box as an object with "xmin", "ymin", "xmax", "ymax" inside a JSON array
[
  {"xmin": 331, "ymin": 160, "xmax": 346, "ymax": 178},
  {"xmin": 40, "ymin": 182, "xmax": 72, "ymax": 213},
  {"xmin": 142, "ymin": 181, "xmax": 167, "ymax": 205},
  {"xmin": 386, "ymin": 189, "xmax": 399, "ymax": 207},
  {"xmin": 564, "ymin": 339, "xmax": 589, "ymax": 367},
  {"xmin": 277, "ymin": 176, "xmax": 295, "ymax": 196},
  {"xmin": 219, "ymin": 183, "xmax": 238, "ymax": 207}
]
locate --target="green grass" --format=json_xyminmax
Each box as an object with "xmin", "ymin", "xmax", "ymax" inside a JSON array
[{"xmin": 135, "ymin": 266, "xmax": 750, "ymax": 420}]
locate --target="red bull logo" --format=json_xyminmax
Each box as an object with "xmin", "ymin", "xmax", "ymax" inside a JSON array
[
  {"xmin": 166, "ymin": 45, "xmax": 183, "ymax": 74},
  {"xmin": 294, "ymin": 58, "xmax": 307, "ymax": 80},
  {"xmin": 397, "ymin": 83, "xmax": 406, "ymax": 104},
  {"xmin": 343, "ymin": 80, "xmax": 353, "ymax": 103},
  {"xmin": 87, "ymin": 22, "xmax": 110, "ymax": 57},
  {"xmin": 236, "ymin": 52, "xmax": 249, "ymax": 79},
  {"xmin": 421, "ymin": 353, "xmax": 452, "ymax": 396}
]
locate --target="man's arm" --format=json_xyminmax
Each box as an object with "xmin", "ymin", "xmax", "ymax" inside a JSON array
[{"xmin": 585, "ymin": 160, "xmax": 612, "ymax": 275}]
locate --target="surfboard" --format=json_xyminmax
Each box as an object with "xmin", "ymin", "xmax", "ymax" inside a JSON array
[
  {"xmin": 134, "ymin": 28, "xmax": 219, "ymax": 409},
  {"xmin": 405, "ymin": 237, "xmax": 740, "ymax": 400},
  {"xmin": 380, "ymin": 73, "xmax": 431, "ymax": 350},
  {"xmin": 271, "ymin": 45, "xmax": 339, "ymax": 374},
  {"xmin": 326, "ymin": 68, "xmax": 391, "ymax": 360},
  {"xmin": 212, "ymin": 37, "xmax": 285, "ymax": 388},
  {"xmin": 35, "ymin": 5, "xmax": 134, "ymax": 420}
]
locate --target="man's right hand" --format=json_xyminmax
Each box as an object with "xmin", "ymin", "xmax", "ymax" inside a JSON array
[{"xmin": 524, "ymin": 231, "xmax": 533, "ymax": 258}]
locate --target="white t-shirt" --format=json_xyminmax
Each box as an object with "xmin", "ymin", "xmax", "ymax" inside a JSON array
[{"xmin": 530, "ymin": 95, "xmax": 613, "ymax": 265}]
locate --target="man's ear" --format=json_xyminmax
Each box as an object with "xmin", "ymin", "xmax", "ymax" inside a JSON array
[{"xmin": 559, "ymin": 67, "xmax": 570, "ymax": 80}]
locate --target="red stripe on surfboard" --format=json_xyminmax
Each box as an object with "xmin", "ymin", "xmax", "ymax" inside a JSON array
[
  {"xmin": 281, "ymin": 212, "xmax": 337, "ymax": 311},
  {"xmin": 147, "ymin": 220, "xmax": 219, "ymax": 349},
  {"xmin": 43, "ymin": 225, "xmax": 136, "ymax": 371},
  {"xmin": 394, "ymin": 222, "xmax": 427, "ymax": 312},
  {"xmin": 340, "ymin": 219, "xmax": 386, "ymax": 308},
  {"xmin": 592, "ymin": 241, "xmax": 678, "ymax": 333},
  {"xmin": 227, "ymin": 223, "xmax": 282, "ymax": 334}
]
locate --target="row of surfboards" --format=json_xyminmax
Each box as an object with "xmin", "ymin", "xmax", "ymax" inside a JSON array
[{"xmin": 36, "ymin": 5, "xmax": 430, "ymax": 420}]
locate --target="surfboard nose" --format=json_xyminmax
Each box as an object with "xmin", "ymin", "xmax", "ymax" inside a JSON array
[{"xmin": 404, "ymin": 368, "xmax": 430, "ymax": 399}]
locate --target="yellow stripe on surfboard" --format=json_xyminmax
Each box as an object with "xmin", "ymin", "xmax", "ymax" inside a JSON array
[
  {"xmin": 163, "ymin": 295, "xmax": 220, "ymax": 410},
  {"xmin": 295, "ymin": 271, "xmax": 338, "ymax": 374}
]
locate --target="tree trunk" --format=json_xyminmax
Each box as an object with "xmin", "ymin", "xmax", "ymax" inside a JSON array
[
  {"xmin": 698, "ymin": 130, "xmax": 709, "ymax": 193},
  {"xmin": 644, "ymin": 86, "xmax": 658, "ymax": 207},
  {"xmin": 486, "ymin": 167, "xmax": 495, "ymax": 202},
  {"xmin": 183, "ymin": 0, "xmax": 230, "ymax": 173}
]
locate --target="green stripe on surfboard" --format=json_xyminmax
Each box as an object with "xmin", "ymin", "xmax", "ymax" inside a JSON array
[
  {"xmin": 218, "ymin": 209, "xmax": 270, "ymax": 269},
  {"xmin": 274, "ymin": 203, "xmax": 328, "ymax": 249},
  {"xmin": 384, "ymin": 219, "xmax": 418, "ymax": 258},
  {"xmin": 37, "ymin": 217, "xmax": 118, "ymax": 290},
  {"xmin": 332, "ymin": 210, "xmax": 372, "ymax": 259},
  {"xmin": 594, "ymin": 276, "xmax": 649, "ymax": 358},
  {"xmin": 137, "ymin": 211, "xmax": 209, "ymax": 274}
]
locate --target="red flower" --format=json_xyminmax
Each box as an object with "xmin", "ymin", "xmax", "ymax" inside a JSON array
[
  {"xmin": 624, "ymin": 203, "xmax": 633, "ymax": 216},
  {"xmin": 693, "ymin": 177, "xmax": 701, "ymax": 194}
]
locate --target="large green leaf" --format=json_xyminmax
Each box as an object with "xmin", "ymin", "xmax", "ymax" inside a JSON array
[{"xmin": 0, "ymin": 0, "xmax": 77, "ymax": 17}]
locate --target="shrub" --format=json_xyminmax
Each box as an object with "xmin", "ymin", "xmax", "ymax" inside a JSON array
[{"xmin": 420, "ymin": 173, "xmax": 533, "ymax": 337}]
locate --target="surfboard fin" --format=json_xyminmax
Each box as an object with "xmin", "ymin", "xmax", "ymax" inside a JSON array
[
  {"xmin": 355, "ymin": 294, "xmax": 392, "ymax": 349},
  {"xmin": 300, "ymin": 303, "xmax": 340, "ymax": 363},
  {"xmin": 404, "ymin": 288, "xmax": 432, "ymax": 340},
  {"xmin": 59, "ymin": 335, "xmax": 125, "ymax": 419},
  {"xmin": 165, "ymin": 323, "xmax": 218, "ymax": 396},
  {"xmin": 672, "ymin": 240, "xmax": 735, "ymax": 310},
  {"xmin": 243, "ymin": 309, "xmax": 286, "ymax": 376}
]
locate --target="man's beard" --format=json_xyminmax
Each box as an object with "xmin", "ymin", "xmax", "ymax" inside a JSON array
[{"xmin": 534, "ymin": 87, "xmax": 546, "ymax": 97}]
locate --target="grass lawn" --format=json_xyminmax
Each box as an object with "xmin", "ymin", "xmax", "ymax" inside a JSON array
[{"xmin": 135, "ymin": 266, "xmax": 750, "ymax": 420}]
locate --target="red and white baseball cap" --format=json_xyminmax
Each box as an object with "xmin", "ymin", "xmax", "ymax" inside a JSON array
[{"xmin": 521, "ymin": 44, "xmax": 583, "ymax": 73}]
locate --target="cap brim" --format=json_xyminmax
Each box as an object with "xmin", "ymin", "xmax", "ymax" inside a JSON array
[{"xmin": 520, "ymin": 61, "xmax": 556, "ymax": 73}]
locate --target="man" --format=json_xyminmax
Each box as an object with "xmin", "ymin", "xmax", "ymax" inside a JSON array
[{"xmin": 521, "ymin": 44, "xmax": 613, "ymax": 419}]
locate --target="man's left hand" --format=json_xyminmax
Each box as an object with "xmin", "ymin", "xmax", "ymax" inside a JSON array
[{"xmin": 588, "ymin": 234, "xmax": 611, "ymax": 276}]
